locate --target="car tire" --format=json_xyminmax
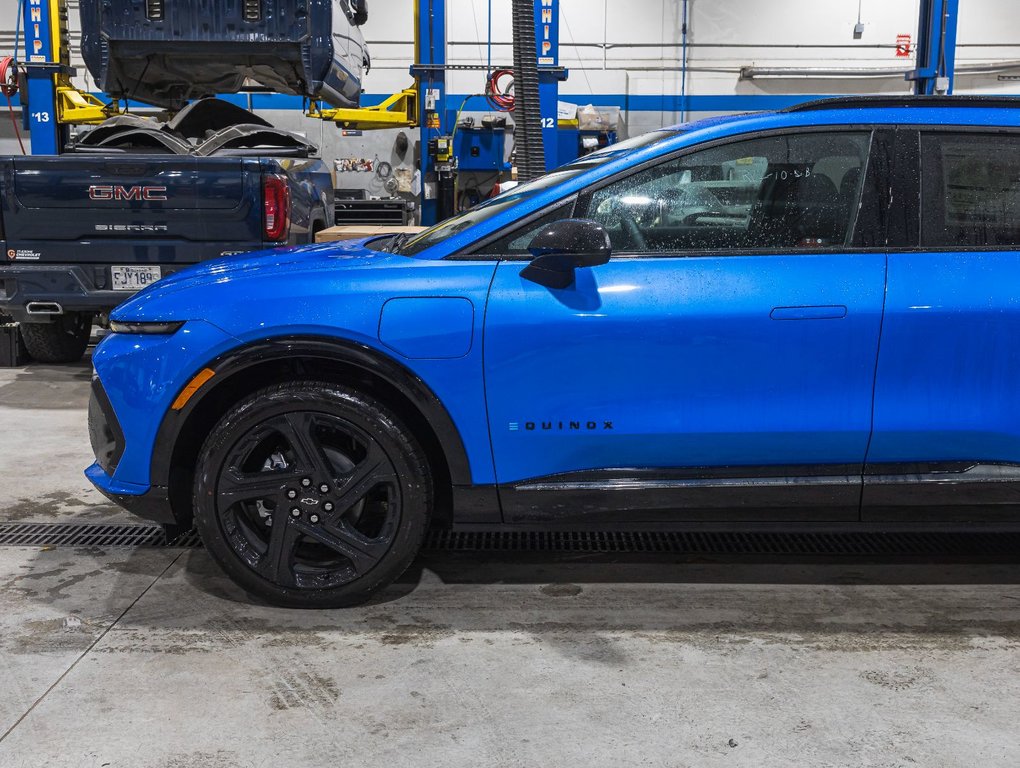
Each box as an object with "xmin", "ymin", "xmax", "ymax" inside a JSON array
[
  {"xmin": 19, "ymin": 312, "xmax": 92, "ymax": 363},
  {"xmin": 193, "ymin": 381, "xmax": 432, "ymax": 608}
]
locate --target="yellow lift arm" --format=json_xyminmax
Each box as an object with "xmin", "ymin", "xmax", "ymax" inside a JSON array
[
  {"xmin": 59, "ymin": 83, "xmax": 419, "ymax": 130},
  {"xmin": 308, "ymin": 87, "xmax": 419, "ymax": 130},
  {"xmin": 55, "ymin": 84, "xmax": 119, "ymax": 125},
  {"xmin": 40, "ymin": 0, "xmax": 119, "ymax": 125}
]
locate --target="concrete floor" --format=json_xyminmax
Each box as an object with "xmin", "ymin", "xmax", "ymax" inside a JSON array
[{"xmin": 2, "ymin": 355, "xmax": 1020, "ymax": 767}]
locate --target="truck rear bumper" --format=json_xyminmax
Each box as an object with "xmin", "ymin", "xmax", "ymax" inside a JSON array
[{"xmin": 0, "ymin": 263, "xmax": 180, "ymax": 321}]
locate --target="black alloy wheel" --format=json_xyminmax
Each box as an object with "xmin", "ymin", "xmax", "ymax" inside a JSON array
[{"xmin": 194, "ymin": 381, "xmax": 432, "ymax": 607}]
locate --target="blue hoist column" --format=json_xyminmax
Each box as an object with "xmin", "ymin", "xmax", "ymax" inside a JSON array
[
  {"xmin": 22, "ymin": 0, "xmax": 66, "ymax": 154},
  {"xmin": 414, "ymin": 0, "xmax": 447, "ymax": 226},
  {"xmin": 414, "ymin": 0, "xmax": 566, "ymax": 224},
  {"xmin": 907, "ymin": 0, "xmax": 959, "ymax": 95},
  {"xmin": 535, "ymin": 0, "xmax": 560, "ymax": 172}
]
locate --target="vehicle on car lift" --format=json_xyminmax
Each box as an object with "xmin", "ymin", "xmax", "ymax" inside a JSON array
[
  {"xmin": 87, "ymin": 96, "xmax": 1020, "ymax": 608},
  {"xmin": 0, "ymin": 99, "xmax": 335, "ymax": 363},
  {"xmin": 79, "ymin": 0, "xmax": 370, "ymax": 110}
]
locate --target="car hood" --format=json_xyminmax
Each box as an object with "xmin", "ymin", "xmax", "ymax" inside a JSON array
[{"xmin": 111, "ymin": 238, "xmax": 398, "ymax": 322}]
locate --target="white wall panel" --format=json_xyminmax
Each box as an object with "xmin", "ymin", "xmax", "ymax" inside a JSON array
[{"xmin": 0, "ymin": 0, "xmax": 1015, "ymax": 151}]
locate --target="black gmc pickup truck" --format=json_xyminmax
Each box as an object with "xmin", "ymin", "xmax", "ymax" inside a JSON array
[{"xmin": 0, "ymin": 99, "xmax": 334, "ymax": 362}]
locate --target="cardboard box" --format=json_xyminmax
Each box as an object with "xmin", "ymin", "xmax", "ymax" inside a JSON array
[{"xmin": 315, "ymin": 225, "xmax": 426, "ymax": 244}]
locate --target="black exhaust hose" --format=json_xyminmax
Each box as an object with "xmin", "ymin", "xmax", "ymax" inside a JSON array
[{"xmin": 511, "ymin": 0, "xmax": 545, "ymax": 182}]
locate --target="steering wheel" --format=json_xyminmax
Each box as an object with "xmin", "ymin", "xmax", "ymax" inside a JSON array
[{"xmin": 618, "ymin": 209, "xmax": 648, "ymax": 251}]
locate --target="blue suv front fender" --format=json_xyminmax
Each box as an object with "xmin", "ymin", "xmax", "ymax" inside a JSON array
[{"xmin": 89, "ymin": 319, "xmax": 242, "ymax": 493}]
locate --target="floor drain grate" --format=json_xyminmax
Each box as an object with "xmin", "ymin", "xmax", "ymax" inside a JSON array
[
  {"xmin": 0, "ymin": 522, "xmax": 191, "ymax": 548},
  {"xmin": 2, "ymin": 523, "xmax": 1019, "ymax": 558},
  {"xmin": 422, "ymin": 529, "xmax": 1020, "ymax": 558}
]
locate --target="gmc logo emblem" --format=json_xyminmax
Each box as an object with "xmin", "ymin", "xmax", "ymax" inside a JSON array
[{"xmin": 88, "ymin": 185, "xmax": 168, "ymax": 201}]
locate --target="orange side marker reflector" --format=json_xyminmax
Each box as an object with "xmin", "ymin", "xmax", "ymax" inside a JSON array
[{"xmin": 171, "ymin": 367, "xmax": 216, "ymax": 411}]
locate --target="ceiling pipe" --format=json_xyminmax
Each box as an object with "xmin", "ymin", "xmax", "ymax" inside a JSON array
[{"xmin": 740, "ymin": 60, "xmax": 1020, "ymax": 80}]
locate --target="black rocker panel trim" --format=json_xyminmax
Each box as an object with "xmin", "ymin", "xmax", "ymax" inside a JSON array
[
  {"xmin": 499, "ymin": 465, "xmax": 864, "ymax": 524},
  {"xmin": 496, "ymin": 462, "xmax": 1020, "ymax": 525},
  {"xmin": 150, "ymin": 336, "xmax": 474, "ymax": 490},
  {"xmin": 863, "ymin": 462, "xmax": 1020, "ymax": 522}
]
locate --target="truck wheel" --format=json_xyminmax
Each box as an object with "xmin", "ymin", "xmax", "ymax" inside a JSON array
[
  {"xmin": 351, "ymin": 0, "xmax": 368, "ymax": 25},
  {"xmin": 20, "ymin": 312, "xmax": 92, "ymax": 364},
  {"xmin": 193, "ymin": 381, "xmax": 432, "ymax": 608},
  {"xmin": 310, "ymin": 218, "xmax": 326, "ymax": 244}
]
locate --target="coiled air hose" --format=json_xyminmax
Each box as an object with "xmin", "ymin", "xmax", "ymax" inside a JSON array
[
  {"xmin": 510, "ymin": 0, "xmax": 545, "ymax": 182},
  {"xmin": 0, "ymin": 56, "xmax": 26, "ymax": 154}
]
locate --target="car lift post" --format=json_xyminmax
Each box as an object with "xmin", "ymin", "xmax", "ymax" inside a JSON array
[
  {"xmin": 19, "ymin": 0, "xmax": 114, "ymax": 154},
  {"xmin": 535, "ymin": 0, "xmax": 560, "ymax": 172},
  {"xmin": 415, "ymin": 0, "xmax": 447, "ymax": 226},
  {"xmin": 21, "ymin": 0, "xmax": 63, "ymax": 154},
  {"xmin": 907, "ymin": 0, "xmax": 959, "ymax": 95},
  {"xmin": 412, "ymin": 0, "xmax": 566, "ymax": 224}
]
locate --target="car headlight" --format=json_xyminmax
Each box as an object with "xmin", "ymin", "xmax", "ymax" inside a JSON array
[{"xmin": 108, "ymin": 320, "xmax": 184, "ymax": 335}]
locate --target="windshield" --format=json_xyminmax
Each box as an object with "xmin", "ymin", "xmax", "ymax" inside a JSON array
[{"xmin": 394, "ymin": 128, "xmax": 680, "ymax": 256}]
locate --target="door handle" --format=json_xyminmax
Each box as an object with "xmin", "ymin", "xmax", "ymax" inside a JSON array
[{"xmin": 770, "ymin": 305, "xmax": 847, "ymax": 320}]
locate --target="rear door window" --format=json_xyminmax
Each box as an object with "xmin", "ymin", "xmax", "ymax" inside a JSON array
[{"xmin": 921, "ymin": 133, "xmax": 1020, "ymax": 248}]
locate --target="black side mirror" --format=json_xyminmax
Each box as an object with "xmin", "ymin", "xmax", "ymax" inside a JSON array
[{"xmin": 520, "ymin": 219, "xmax": 612, "ymax": 289}]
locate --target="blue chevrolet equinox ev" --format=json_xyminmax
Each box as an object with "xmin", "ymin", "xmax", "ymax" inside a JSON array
[{"xmin": 87, "ymin": 96, "xmax": 1020, "ymax": 606}]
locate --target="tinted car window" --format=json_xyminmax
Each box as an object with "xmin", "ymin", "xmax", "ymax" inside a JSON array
[
  {"xmin": 397, "ymin": 169, "xmax": 590, "ymax": 256},
  {"xmin": 473, "ymin": 199, "xmax": 577, "ymax": 256},
  {"xmin": 921, "ymin": 133, "xmax": 1020, "ymax": 248},
  {"xmin": 582, "ymin": 131, "xmax": 871, "ymax": 254},
  {"xmin": 397, "ymin": 129, "xmax": 683, "ymax": 256}
]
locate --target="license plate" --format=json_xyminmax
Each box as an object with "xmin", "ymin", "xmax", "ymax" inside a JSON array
[{"xmin": 111, "ymin": 266, "xmax": 162, "ymax": 291}]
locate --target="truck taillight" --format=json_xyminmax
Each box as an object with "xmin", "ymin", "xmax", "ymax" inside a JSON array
[{"xmin": 263, "ymin": 175, "xmax": 290, "ymax": 242}]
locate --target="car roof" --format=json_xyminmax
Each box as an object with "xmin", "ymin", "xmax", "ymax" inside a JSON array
[
  {"xmin": 650, "ymin": 96, "xmax": 1020, "ymax": 144},
  {"xmin": 594, "ymin": 96, "xmax": 1020, "ymax": 168},
  {"xmin": 782, "ymin": 94, "xmax": 1020, "ymax": 112}
]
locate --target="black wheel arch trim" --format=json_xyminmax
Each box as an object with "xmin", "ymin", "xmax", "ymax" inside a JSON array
[{"xmin": 148, "ymin": 335, "xmax": 474, "ymax": 489}]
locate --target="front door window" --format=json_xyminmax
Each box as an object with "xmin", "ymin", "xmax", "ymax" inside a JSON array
[{"xmin": 583, "ymin": 132, "xmax": 871, "ymax": 254}]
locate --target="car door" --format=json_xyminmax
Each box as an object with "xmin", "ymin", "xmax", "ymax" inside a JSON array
[
  {"xmin": 864, "ymin": 129, "xmax": 1020, "ymax": 521},
  {"xmin": 482, "ymin": 130, "xmax": 888, "ymax": 524}
]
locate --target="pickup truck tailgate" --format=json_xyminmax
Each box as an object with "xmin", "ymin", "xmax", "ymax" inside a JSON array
[{"xmin": 4, "ymin": 156, "xmax": 263, "ymax": 264}]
